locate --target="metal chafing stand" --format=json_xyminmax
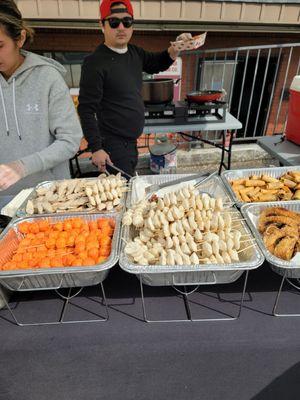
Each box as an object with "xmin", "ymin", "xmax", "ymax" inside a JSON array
[
  {"xmin": 242, "ymin": 201, "xmax": 300, "ymax": 318},
  {"xmin": 0, "ymin": 212, "xmax": 121, "ymax": 326},
  {"xmin": 119, "ymin": 173, "xmax": 264, "ymax": 323}
]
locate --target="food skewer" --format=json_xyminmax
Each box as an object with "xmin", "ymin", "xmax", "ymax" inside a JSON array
[
  {"xmin": 123, "ymin": 183, "xmax": 257, "ymax": 266},
  {"xmin": 237, "ymin": 244, "xmax": 256, "ymax": 253}
]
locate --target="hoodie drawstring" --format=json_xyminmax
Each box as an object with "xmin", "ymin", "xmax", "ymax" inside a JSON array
[
  {"xmin": 0, "ymin": 82, "xmax": 10, "ymax": 136},
  {"xmin": 12, "ymin": 78, "xmax": 22, "ymax": 140}
]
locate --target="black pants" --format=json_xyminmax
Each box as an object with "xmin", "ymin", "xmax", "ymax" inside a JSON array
[{"xmin": 103, "ymin": 136, "xmax": 138, "ymax": 178}]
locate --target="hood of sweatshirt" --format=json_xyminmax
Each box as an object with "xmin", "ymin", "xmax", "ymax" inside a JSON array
[{"xmin": 0, "ymin": 50, "xmax": 66, "ymax": 140}]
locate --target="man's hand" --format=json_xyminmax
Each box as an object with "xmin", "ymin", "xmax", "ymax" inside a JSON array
[
  {"xmin": 92, "ymin": 149, "xmax": 113, "ymax": 172},
  {"xmin": 0, "ymin": 161, "xmax": 25, "ymax": 191},
  {"xmin": 168, "ymin": 32, "xmax": 193, "ymax": 60},
  {"xmin": 168, "ymin": 46, "xmax": 180, "ymax": 61}
]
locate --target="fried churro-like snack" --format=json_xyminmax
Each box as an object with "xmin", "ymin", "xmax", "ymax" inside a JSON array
[
  {"xmin": 258, "ymin": 215, "xmax": 298, "ymax": 233},
  {"xmin": 293, "ymin": 190, "xmax": 300, "ymax": 200},
  {"xmin": 273, "ymin": 237, "xmax": 297, "ymax": 261},
  {"xmin": 263, "ymin": 225, "xmax": 298, "ymax": 253},
  {"xmin": 259, "ymin": 207, "xmax": 300, "ymax": 224},
  {"xmin": 258, "ymin": 206, "xmax": 300, "ymax": 261}
]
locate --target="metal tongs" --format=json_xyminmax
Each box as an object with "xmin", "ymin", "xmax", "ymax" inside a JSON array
[
  {"xmin": 105, "ymin": 163, "xmax": 133, "ymax": 180},
  {"xmin": 145, "ymin": 171, "xmax": 217, "ymax": 199}
]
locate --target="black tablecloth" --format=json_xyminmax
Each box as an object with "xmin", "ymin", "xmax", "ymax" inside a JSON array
[{"xmin": 1, "ymin": 263, "xmax": 300, "ymax": 400}]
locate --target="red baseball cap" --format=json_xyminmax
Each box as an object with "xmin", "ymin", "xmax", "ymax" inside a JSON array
[{"xmin": 100, "ymin": 0, "xmax": 134, "ymax": 19}]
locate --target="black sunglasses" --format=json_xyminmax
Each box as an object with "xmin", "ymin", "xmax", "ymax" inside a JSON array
[{"xmin": 103, "ymin": 16, "xmax": 134, "ymax": 29}]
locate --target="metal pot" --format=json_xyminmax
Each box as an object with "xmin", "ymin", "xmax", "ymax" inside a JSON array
[
  {"xmin": 142, "ymin": 78, "xmax": 180, "ymax": 104},
  {"xmin": 186, "ymin": 89, "xmax": 225, "ymax": 104}
]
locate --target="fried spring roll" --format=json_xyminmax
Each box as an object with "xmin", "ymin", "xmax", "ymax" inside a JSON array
[{"xmin": 245, "ymin": 179, "xmax": 265, "ymax": 187}]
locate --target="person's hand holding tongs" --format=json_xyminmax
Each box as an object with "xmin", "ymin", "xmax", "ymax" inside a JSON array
[
  {"xmin": 92, "ymin": 149, "xmax": 113, "ymax": 173},
  {"xmin": 105, "ymin": 162, "xmax": 133, "ymax": 180}
]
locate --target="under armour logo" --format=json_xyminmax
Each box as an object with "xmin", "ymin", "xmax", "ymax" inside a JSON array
[{"xmin": 26, "ymin": 103, "xmax": 39, "ymax": 112}]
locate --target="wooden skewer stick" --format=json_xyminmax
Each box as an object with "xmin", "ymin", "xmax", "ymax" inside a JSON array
[
  {"xmin": 240, "ymin": 238, "xmax": 256, "ymax": 243},
  {"xmin": 56, "ymin": 251, "xmax": 74, "ymax": 257},
  {"xmin": 237, "ymin": 243, "xmax": 256, "ymax": 253},
  {"xmin": 121, "ymin": 237, "xmax": 129, "ymax": 245},
  {"xmin": 15, "ymin": 243, "xmax": 46, "ymax": 251}
]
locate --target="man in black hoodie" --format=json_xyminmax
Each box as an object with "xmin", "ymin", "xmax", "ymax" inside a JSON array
[{"xmin": 78, "ymin": 0, "xmax": 188, "ymax": 176}]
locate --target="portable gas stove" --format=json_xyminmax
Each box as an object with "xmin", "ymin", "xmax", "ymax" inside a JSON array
[{"xmin": 144, "ymin": 100, "xmax": 227, "ymax": 126}]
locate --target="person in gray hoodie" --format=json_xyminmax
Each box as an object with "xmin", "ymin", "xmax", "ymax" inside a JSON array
[
  {"xmin": 0, "ymin": 0, "xmax": 82, "ymax": 310},
  {"xmin": 0, "ymin": 0, "xmax": 82, "ymax": 195}
]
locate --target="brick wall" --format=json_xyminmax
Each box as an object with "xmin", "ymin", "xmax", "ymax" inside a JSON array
[{"xmin": 28, "ymin": 29, "xmax": 300, "ymax": 54}]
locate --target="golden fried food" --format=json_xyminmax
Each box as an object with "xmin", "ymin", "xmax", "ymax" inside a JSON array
[
  {"xmin": 290, "ymin": 171, "xmax": 300, "ymax": 183},
  {"xmin": 232, "ymin": 178, "xmax": 245, "ymax": 185},
  {"xmin": 259, "ymin": 207, "xmax": 300, "ymax": 223},
  {"xmin": 264, "ymin": 229, "xmax": 286, "ymax": 253},
  {"xmin": 260, "ymin": 189, "xmax": 280, "ymax": 195},
  {"xmin": 250, "ymin": 187, "xmax": 261, "ymax": 196},
  {"xmin": 239, "ymin": 187, "xmax": 254, "ymax": 194},
  {"xmin": 245, "ymin": 179, "xmax": 265, "ymax": 187},
  {"xmin": 261, "ymin": 174, "xmax": 278, "ymax": 183},
  {"xmin": 264, "ymin": 224, "xmax": 281, "ymax": 235},
  {"xmin": 230, "ymin": 170, "xmax": 300, "ymax": 202},
  {"xmin": 264, "ymin": 224, "xmax": 298, "ymax": 238},
  {"xmin": 258, "ymin": 215, "xmax": 298, "ymax": 233},
  {"xmin": 259, "ymin": 206, "xmax": 300, "ymax": 261},
  {"xmin": 263, "ymin": 223, "xmax": 299, "ymax": 254},
  {"xmin": 239, "ymin": 190, "xmax": 251, "ymax": 202},
  {"xmin": 273, "ymin": 237, "xmax": 297, "ymax": 261},
  {"xmin": 277, "ymin": 189, "xmax": 293, "ymax": 201},
  {"xmin": 292, "ymin": 190, "xmax": 300, "ymax": 200},
  {"xmin": 282, "ymin": 179, "xmax": 297, "ymax": 189},
  {"xmin": 266, "ymin": 182, "xmax": 285, "ymax": 190},
  {"xmin": 256, "ymin": 194, "xmax": 277, "ymax": 202}
]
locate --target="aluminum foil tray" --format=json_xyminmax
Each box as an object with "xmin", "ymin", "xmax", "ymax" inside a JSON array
[
  {"xmin": 0, "ymin": 212, "xmax": 120, "ymax": 291},
  {"xmin": 241, "ymin": 201, "xmax": 300, "ymax": 279},
  {"xmin": 119, "ymin": 175, "xmax": 264, "ymax": 287},
  {"xmin": 221, "ymin": 166, "xmax": 300, "ymax": 208},
  {"xmin": 16, "ymin": 178, "xmax": 127, "ymax": 217}
]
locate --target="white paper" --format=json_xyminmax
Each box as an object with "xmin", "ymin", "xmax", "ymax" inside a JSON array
[
  {"xmin": 131, "ymin": 178, "xmax": 151, "ymax": 204},
  {"xmin": 171, "ymin": 32, "xmax": 207, "ymax": 52},
  {"xmin": 1, "ymin": 188, "xmax": 34, "ymax": 217}
]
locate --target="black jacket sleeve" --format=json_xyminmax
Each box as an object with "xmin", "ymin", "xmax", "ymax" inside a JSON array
[
  {"xmin": 138, "ymin": 48, "xmax": 174, "ymax": 74},
  {"xmin": 78, "ymin": 59, "xmax": 104, "ymax": 153}
]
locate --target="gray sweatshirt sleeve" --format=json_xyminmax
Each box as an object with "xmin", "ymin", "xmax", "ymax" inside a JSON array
[{"xmin": 20, "ymin": 80, "xmax": 82, "ymax": 176}]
